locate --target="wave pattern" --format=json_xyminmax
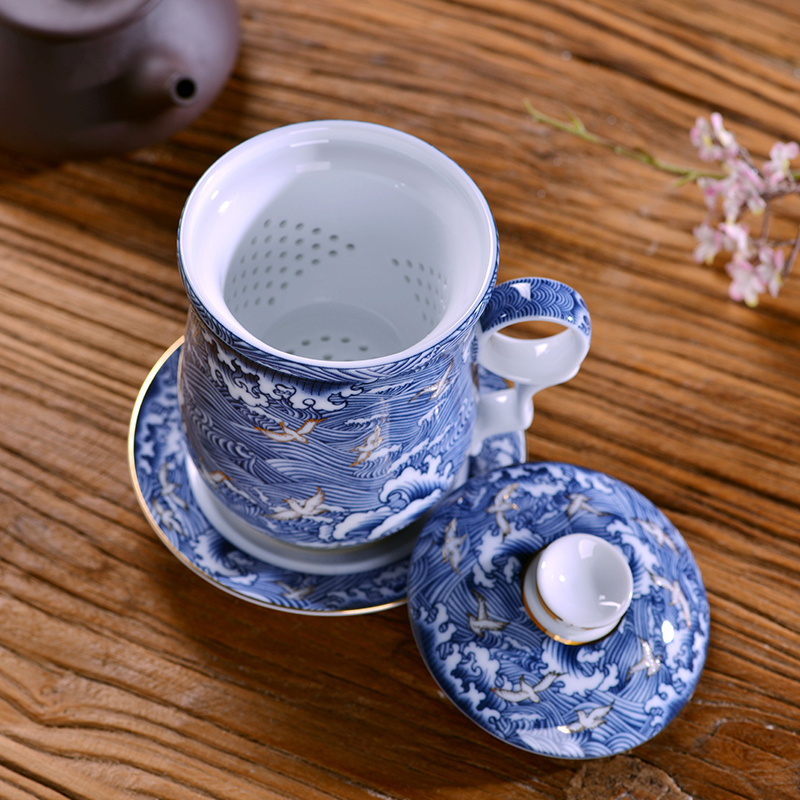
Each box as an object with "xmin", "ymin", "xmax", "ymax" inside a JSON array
[
  {"xmin": 179, "ymin": 310, "xmax": 480, "ymax": 547},
  {"xmin": 408, "ymin": 462, "xmax": 709, "ymax": 758},
  {"xmin": 132, "ymin": 342, "xmax": 526, "ymax": 615},
  {"xmin": 480, "ymin": 277, "xmax": 591, "ymax": 340}
]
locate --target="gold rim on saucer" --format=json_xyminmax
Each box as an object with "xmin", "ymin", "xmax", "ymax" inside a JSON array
[{"xmin": 128, "ymin": 337, "xmax": 408, "ymax": 616}]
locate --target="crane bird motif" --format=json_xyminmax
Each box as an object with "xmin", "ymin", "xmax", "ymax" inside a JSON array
[
  {"xmin": 256, "ymin": 419, "xmax": 321, "ymax": 443},
  {"xmin": 627, "ymin": 637, "xmax": 662, "ymax": 680},
  {"xmin": 559, "ymin": 703, "xmax": 614, "ymax": 733},
  {"xmin": 635, "ymin": 517, "xmax": 679, "ymax": 554},
  {"xmin": 441, "ymin": 518, "xmax": 466, "ymax": 574},
  {"xmin": 565, "ymin": 492, "xmax": 609, "ymax": 519},
  {"xmin": 468, "ymin": 590, "xmax": 507, "ymax": 637},
  {"xmin": 408, "ymin": 360, "xmax": 453, "ymax": 402},
  {"xmin": 350, "ymin": 424, "xmax": 384, "ymax": 466},
  {"xmin": 650, "ymin": 572, "xmax": 692, "ymax": 628},
  {"xmin": 491, "ymin": 671, "xmax": 562, "ymax": 704},
  {"xmin": 486, "ymin": 482, "xmax": 519, "ymax": 538},
  {"xmin": 270, "ymin": 488, "xmax": 332, "ymax": 520}
]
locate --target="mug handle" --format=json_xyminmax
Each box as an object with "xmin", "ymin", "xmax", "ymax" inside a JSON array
[{"xmin": 470, "ymin": 277, "xmax": 591, "ymax": 454}]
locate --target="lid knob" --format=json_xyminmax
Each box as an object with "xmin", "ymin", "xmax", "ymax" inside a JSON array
[{"xmin": 522, "ymin": 533, "xmax": 633, "ymax": 644}]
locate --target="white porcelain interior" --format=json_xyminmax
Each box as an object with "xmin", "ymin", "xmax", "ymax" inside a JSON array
[
  {"xmin": 522, "ymin": 533, "xmax": 634, "ymax": 644},
  {"xmin": 179, "ymin": 120, "xmax": 496, "ymax": 363}
]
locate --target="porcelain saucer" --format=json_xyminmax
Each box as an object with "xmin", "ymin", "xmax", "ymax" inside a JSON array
[{"xmin": 129, "ymin": 339, "xmax": 527, "ymax": 616}]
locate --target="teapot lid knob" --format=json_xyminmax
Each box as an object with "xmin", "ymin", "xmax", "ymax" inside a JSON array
[{"xmin": 522, "ymin": 533, "xmax": 633, "ymax": 644}]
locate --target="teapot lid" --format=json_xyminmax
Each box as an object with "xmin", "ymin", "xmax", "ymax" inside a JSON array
[
  {"xmin": 407, "ymin": 461, "xmax": 709, "ymax": 759},
  {"xmin": 0, "ymin": 0, "xmax": 156, "ymax": 39}
]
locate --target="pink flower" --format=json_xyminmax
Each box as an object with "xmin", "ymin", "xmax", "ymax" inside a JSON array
[
  {"xmin": 763, "ymin": 140, "xmax": 799, "ymax": 190},
  {"xmin": 726, "ymin": 252, "xmax": 766, "ymax": 307},
  {"xmin": 719, "ymin": 221, "xmax": 752, "ymax": 257},
  {"xmin": 690, "ymin": 113, "xmax": 739, "ymax": 162},
  {"xmin": 710, "ymin": 113, "xmax": 739, "ymax": 158},
  {"xmin": 687, "ymin": 116, "xmax": 793, "ymax": 304},
  {"xmin": 690, "ymin": 117, "xmax": 713, "ymax": 160},
  {"xmin": 722, "ymin": 160, "xmax": 766, "ymax": 221},
  {"xmin": 755, "ymin": 245, "xmax": 785, "ymax": 297},
  {"xmin": 697, "ymin": 176, "xmax": 727, "ymax": 211},
  {"xmin": 692, "ymin": 222, "xmax": 723, "ymax": 263},
  {"xmin": 697, "ymin": 161, "xmax": 766, "ymax": 221}
]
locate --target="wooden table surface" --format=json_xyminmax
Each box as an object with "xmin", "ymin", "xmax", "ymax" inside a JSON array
[{"xmin": 1, "ymin": 1, "xmax": 799, "ymax": 798}]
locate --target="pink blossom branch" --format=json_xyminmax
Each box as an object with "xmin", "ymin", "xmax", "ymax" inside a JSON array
[{"xmin": 524, "ymin": 103, "xmax": 800, "ymax": 306}]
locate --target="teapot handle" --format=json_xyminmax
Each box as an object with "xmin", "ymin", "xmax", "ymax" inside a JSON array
[{"xmin": 470, "ymin": 277, "xmax": 591, "ymax": 453}]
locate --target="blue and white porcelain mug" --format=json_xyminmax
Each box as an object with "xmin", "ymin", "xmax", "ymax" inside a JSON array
[{"xmin": 176, "ymin": 120, "xmax": 591, "ymax": 567}]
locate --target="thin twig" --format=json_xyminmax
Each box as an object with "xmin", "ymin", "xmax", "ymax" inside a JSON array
[
  {"xmin": 524, "ymin": 101, "xmax": 723, "ymax": 182},
  {"xmin": 784, "ymin": 233, "xmax": 800, "ymax": 279},
  {"xmin": 757, "ymin": 205, "xmax": 772, "ymax": 249}
]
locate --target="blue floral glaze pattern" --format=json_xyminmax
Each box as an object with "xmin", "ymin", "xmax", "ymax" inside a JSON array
[
  {"xmin": 130, "ymin": 340, "xmax": 526, "ymax": 615},
  {"xmin": 408, "ymin": 462, "xmax": 709, "ymax": 758}
]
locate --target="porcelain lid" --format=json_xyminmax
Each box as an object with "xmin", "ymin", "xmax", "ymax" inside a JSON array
[{"xmin": 407, "ymin": 461, "xmax": 709, "ymax": 759}]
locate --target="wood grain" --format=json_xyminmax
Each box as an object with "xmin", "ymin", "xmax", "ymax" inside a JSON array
[{"xmin": 0, "ymin": 0, "xmax": 799, "ymax": 798}]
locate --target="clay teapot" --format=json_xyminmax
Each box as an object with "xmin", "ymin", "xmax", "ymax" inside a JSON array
[{"xmin": 0, "ymin": 0, "xmax": 240, "ymax": 159}]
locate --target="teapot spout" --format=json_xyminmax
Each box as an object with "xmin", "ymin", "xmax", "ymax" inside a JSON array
[{"xmin": 126, "ymin": 50, "xmax": 199, "ymax": 114}]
